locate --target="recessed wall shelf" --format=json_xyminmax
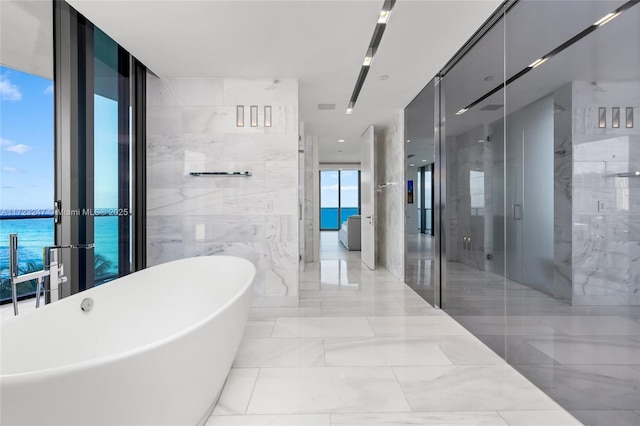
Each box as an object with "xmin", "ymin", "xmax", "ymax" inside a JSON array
[{"xmin": 189, "ymin": 171, "xmax": 252, "ymax": 177}]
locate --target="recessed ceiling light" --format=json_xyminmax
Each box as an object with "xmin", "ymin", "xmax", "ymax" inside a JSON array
[
  {"xmin": 406, "ymin": 139, "xmax": 411, "ymax": 143},
  {"xmin": 338, "ymin": 139, "xmax": 345, "ymax": 143},
  {"xmin": 421, "ymin": 159, "xmax": 427, "ymax": 162},
  {"xmin": 410, "ymin": 164, "xmax": 415, "ymax": 167},
  {"xmin": 380, "ymin": 74, "xmax": 390, "ymax": 80}
]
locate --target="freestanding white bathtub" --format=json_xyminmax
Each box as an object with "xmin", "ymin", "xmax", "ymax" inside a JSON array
[{"xmin": 1, "ymin": 256, "xmax": 255, "ymax": 426}]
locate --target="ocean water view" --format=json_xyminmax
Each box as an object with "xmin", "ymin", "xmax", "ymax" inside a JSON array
[
  {"xmin": 0, "ymin": 216, "xmax": 120, "ymax": 301},
  {"xmin": 320, "ymin": 207, "xmax": 359, "ymax": 230}
]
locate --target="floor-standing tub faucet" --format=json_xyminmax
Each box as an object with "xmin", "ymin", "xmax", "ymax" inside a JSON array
[
  {"xmin": 42, "ymin": 243, "xmax": 94, "ymax": 303},
  {"xmin": 9, "ymin": 234, "xmax": 50, "ymax": 316},
  {"xmin": 8, "ymin": 234, "xmax": 94, "ymax": 315}
]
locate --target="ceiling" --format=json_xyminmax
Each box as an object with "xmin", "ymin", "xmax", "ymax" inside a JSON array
[
  {"xmin": 0, "ymin": 1, "xmax": 53, "ymax": 79},
  {"xmin": 65, "ymin": 0, "xmax": 502, "ymax": 163}
]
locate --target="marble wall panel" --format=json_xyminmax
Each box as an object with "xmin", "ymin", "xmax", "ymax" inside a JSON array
[
  {"xmin": 376, "ymin": 112, "xmax": 405, "ymax": 281},
  {"xmin": 223, "ymin": 79, "xmax": 298, "ymax": 107},
  {"xmin": 146, "ymin": 75, "xmax": 299, "ymax": 307}
]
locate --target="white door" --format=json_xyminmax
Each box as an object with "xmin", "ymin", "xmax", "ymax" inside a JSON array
[{"xmin": 360, "ymin": 125, "xmax": 376, "ymax": 269}]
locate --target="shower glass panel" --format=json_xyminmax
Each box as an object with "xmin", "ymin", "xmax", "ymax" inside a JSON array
[
  {"xmin": 404, "ymin": 81, "xmax": 436, "ymax": 306},
  {"xmin": 437, "ymin": 1, "xmax": 640, "ymax": 424},
  {"xmin": 441, "ymin": 10, "xmax": 506, "ymax": 328},
  {"xmin": 502, "ymin": 2, "xmax": 640, "ymax": 424}
]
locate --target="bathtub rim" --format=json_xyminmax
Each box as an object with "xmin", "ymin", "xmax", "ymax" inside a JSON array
[{"xmin": 0, "ymin": 255, "xmax": 256, "ymax": 382}]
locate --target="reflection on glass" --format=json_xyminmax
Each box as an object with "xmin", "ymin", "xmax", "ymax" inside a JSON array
[
  {"xmin": 438, "ymin": 2, "xmax": 640, "ymax": 425},
  {"xmin": 404, "ymin": 81, "xmax": 436, "ymax": 305}
]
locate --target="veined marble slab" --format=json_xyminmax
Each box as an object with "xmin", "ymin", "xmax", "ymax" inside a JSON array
[
  {"xmin": 271, "ymin": 317, "xmax": 375, "ymax": 338},
  {"xmin": 246, "ymin": 367, "xmax": 411, "ymax": 414},
  {"xmin": 233, "ymin": 338, "xmax": 324, "ymax": 368},
  {"xmin": 213, "ymin": 368, "xmax": 259, "ymax": 416},
  {"xmin": 206, "ymin": 414, "xmax": 330, "ymax": 426},
  {"xmin": 324, "ymin": 336, "xmax": 453, "ymax": 367},
  {"xmin": 393, "ymin": 365, "xmax": 561, "ymax": 411}
]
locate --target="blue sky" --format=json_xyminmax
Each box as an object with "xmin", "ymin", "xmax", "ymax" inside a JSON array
[
  {"xmin": 0, "ymin": 65, "xmax": 119, "ymax": 211},
  {"xmin": 0, "ymin": 66, "xmax": 54, "ymax": 210},
  {"xmin": 320, "ymin": 170, "xmax": 359, "ymax": 208}
]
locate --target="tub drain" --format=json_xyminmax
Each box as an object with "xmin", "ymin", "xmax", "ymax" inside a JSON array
[{"xmin": 81, "ymin": 298, "xmax": 94, "ymax": 312}]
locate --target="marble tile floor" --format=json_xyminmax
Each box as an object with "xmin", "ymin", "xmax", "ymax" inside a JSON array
[
  {"xmin": 0, "ymin": 234, "xmax": 583, "ymax": 425},
  {"xmin": 206, "ymin": 234, "xmax": 582, "ymax": 425}
]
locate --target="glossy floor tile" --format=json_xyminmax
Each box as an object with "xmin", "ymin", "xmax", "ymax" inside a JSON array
[
  {"xmin": 394, "ymin": 365, "xmax": 562, "ymax": 412},
  {"xmin": 206, "ymin": 234, "xmax": 580, "ymax": 425},
  {"xmin": 271, "ymin": 317, "xmax": 375, "ymax": 337},
  {"xmin": 233, "ymin": 338, "xmax": 325, "ymax": 367},
  {"xmin": 331, "ymin": 412, "xmax": 509, "ymax": 425},
  {"xmin": 246, "ymin": 367, "xmax": 411, "ymax": 414},
  {"xmin": 206, "ymin": 414, "xmax": 330, "ymax": 426},
  {"xmin": 212, "ymin": 368, "xmax": 260, "ymax": 416},
  {"xmin": 324, "ymin": 336, "xmax": 453, "ymax": 366}
]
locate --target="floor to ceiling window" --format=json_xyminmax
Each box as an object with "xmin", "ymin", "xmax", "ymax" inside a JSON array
[
  {"xmin": 0, "ymin": 1, "xmax": 54, "ymax": 303},
  {"xmin": 52, "ymin": 2, "xmax": 143, "ymax": 294},
  {"xmin": 0, "ymin": 1, "xmax": 146, "ymax": 309},
  {"xmin": 320, "ymin": 169, "xmax": 360, "ymax": 230}
]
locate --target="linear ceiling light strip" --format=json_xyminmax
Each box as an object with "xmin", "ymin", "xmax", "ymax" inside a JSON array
[
  {"xmin": 347, "ymin": 0, "xmax": 396, "ymax": 114},
  {"xmin": 455, "ymin": 0, "xmax": 639, "ymax": 115}
]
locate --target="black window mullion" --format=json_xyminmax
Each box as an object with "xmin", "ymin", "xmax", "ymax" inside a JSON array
[
  {"xmin": 133, "ymin": 59, "xmax": 147, "ymax": 271},
  {"xmin": 76, "ymin": 14, "xmax": 94, "ymax": 292},
  {"xmin": 117, "ymin": 46, "xmax": 131, "ymax": 276}
]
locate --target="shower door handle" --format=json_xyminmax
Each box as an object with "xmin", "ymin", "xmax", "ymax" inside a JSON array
[{"xmin": 513, "ymin": 204, "xmax": 522, "ymax": 220}]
